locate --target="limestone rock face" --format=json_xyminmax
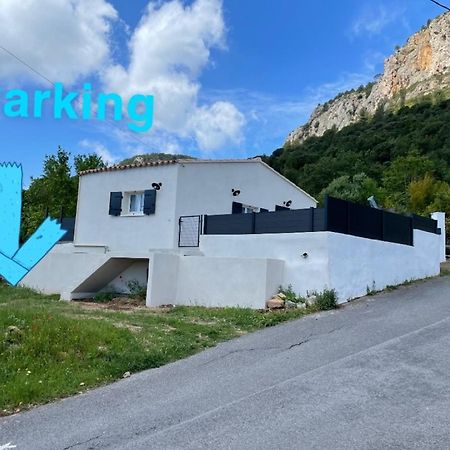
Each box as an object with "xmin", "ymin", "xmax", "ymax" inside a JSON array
[{"xmin": 285, "ymin": 13, "xmax": 450, "ymax": 146}]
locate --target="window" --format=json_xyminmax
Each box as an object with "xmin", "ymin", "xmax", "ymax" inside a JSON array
[
  {"xmin": 242, "ymin": 204, "xmax": 259, "ymax": 214},
  {"xmin": 127, "ymin": 192, "xmax": 145, "ymax": 215},
  {"xmin": 232, "ymin": 202, "xmax": 260, "ymax": 214},
  {"xmin": 109, "ymin": 190, "xmax": 157, "ymax": 217}
]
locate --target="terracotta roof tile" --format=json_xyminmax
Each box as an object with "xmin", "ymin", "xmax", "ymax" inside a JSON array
[{"xmin": 79, "ymin": 159, "xmax": 179, "ymax": 176}]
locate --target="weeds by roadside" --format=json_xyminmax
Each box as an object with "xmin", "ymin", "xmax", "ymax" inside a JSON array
[{"xmin": 276, "ymin": 286, "xmax": 338, "ymax": 311}]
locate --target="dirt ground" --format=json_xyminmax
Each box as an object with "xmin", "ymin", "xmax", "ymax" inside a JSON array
[{"xmin": 74, "ymin": 297, "xmax": 149, "ymax": 311}]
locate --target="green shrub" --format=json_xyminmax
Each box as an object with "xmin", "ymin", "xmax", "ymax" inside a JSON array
[
  {"xmin": 127, "ymin": 280, "xmax": 147, "ymax": 301},
  {"xmin": 315, "ymin": 289, "xmax": 338, "ymax": 311}
]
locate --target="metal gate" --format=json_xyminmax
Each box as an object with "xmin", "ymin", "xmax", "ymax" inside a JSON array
[{"xmin": 178, "ymin": 215, "xmax": 202, "ymax": 247}]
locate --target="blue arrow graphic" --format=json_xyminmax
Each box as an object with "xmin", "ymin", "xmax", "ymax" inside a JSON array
[
  {"xmin": 0, "ymin": 163, "xmax": 22, "ymax": 258},
  {"xmin": 0, "ymin": 163, "xmax": 67, "ymax": 286}
]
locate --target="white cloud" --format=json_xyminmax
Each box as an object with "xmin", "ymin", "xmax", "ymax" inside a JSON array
[
  {"xmin": 103, "ymin": 0, "xmax": 245, "ymax": 152},
  {"xmin": 188, "ymin": 101, "xmax": 245, "ymax": 150},
  {"xmin": 0, "ymin": 0, "xmax": 245, "ymax": 154},
  {"xmin": 0, "ymin": 0, "xmax": 117, "ymax": 85},
  {"xmin": 79, "ymin": 139, "xmax": 119, "ymax": 165},
  {"xmin": 352, "ymin": 3, "xmax": 405, "ymax": 37}
]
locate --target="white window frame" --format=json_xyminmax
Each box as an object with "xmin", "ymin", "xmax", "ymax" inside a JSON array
[{"xmin": 122, "ymin": 191, "xmax": 145, "ymax": 216}]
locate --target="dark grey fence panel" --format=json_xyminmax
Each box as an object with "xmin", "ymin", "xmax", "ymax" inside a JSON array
[
  {"xmin": 383, "ymin": 211, "xmax": 413, "ymax": 246},
  {"xmin": 326, "ymin": 196, "xmax": 348, "ymax": 234},
  {"xmin": 204, "ymin": 208, "xmax": 327, "ymax": 235},
  {"xmin": 348, "ymin": 201, "xmax": 383, "ymax": 241},
  {"xmin": 313, "ymin": 208, "xmax": 326, "ymax": 231},
  {"xmin": 326, "ymin": 196, "xmax": 413, "ymax": 246},
  {"xmin": 60, "ymin": 218, "xmax": 75, "ymax": 242},
  {"xmin": 204, "ymin": 213, "xmax": 254, "ymax": 235},
  {"xmin": 412, "ymin": 214, "xmax": 438, "ymax": 234},
  {"xmin": 255, "ymin": 209, "xmax": 313, "ymax": 234},
  {"xmin": 203, "ymin": 197, "xmax": 434, "ymax": 247}
]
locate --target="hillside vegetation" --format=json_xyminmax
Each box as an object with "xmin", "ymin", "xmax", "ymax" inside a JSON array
[{"xmin": 265, "ymin": 98, "xmax": 450, "ymax": 235}]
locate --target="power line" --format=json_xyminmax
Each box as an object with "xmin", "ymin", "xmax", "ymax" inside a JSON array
[
  {"xmin": 430, "ymin": 0, "xmax": 450, "ymax": 11},
  {"xmin": 0, "ymin": 46, "xmax": 55, "ymax": 85},
  {"xmin": 0, "ymin": 44, "xmax": 151, "ymax": 149}
]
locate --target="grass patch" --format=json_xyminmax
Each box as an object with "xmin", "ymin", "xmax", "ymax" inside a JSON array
[
  {"xmin": 441, "ymin": 261, "xmax": 450, "ymax": 277},
  {"xmin": 0, "ymin": 284, "xmax": 311, "ymax": 416}
]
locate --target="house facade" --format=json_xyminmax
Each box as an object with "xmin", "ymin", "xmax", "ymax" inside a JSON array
[
  {"xmin": 21, "ymin": 158, "xmax": 320, "ymax": 303},
  {"xmin": 74, "ymin": 158, "xmax": 317, "ymax": 252}
]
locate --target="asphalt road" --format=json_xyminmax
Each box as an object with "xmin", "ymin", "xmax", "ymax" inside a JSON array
[{"xmin": 1, "ymin": 276, "xmax": 450, "ymax": 450}]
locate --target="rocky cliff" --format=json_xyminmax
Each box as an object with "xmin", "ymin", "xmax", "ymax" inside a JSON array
[{"xmin": 285, "ymin": 13, "xmax": 450, "ymax": 146}]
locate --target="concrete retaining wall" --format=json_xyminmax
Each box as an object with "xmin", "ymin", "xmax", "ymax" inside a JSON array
[
  {"xmin": 327, "ymin": 229, "xmax": 441, "ymax": 300},
  {"xmin": 147, "ymin": 255, "xmax": 284, "ymax": 309},
  {"xmin": 199, "ymin": 230, "xmax": 441, "ymax": 303},
  {"xmin": 20, "ymin": 243, "xmax": 108, "ymax": 296},
  {"xmin": 21, "ymin": 229, "xmax": 441, "ymax": 308},
  {"xmin": 200, "ymin": 232, "xmax": 331, "ymax": 298}
]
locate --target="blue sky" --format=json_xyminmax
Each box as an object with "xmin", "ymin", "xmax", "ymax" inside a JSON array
[{"xmin": 0, "ymin": 0, "xmax": 444, "ymax": 182}]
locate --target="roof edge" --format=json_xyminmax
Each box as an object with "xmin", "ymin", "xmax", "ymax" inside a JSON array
[
  {"xmin": 79, "ymin": 159, "xmax": 179, "ymax": 176},
  {"xmin": 78, "ymin": 157, "xmax": 264, "ymax": 176},
  {"xmin": 78, "ymin": 156, "xmax": 317, "ymax": 203},
  {"xmin": 259, "ymin": 161, "xmax": 318, "ymax": 204}
]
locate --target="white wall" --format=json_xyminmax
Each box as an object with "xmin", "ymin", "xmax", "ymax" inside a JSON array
[
  {"xmin": 147, "ymin": 254, "xmax": 284, "ymax": 309},
  {"xmin": 146, "ymin": 253, "xmax": 179, "ymax": 306},
  {"xmin": 199, "ymin": 230, "xmax": 441, "ymax": 303},
  {"xmin": 21, "ymin": 229, "xmax": 441, "ymax": 308},
  {"xmin": 175, "ymin": 161, "xmax": 316, "ymax": 219},
  {"xmin": 327, "ymin": 230, "xmax": 441, "ymax": 300},
  {"xmin": 20, "ymin": 243, "xmax": 108, "ymax": 296},
  {"xmin": 173, "ymin": 161, "xmax": 316, "ymax": 250},
  {"xmin": 75, "ymin": 164, "xmax": 180, "ymax": 251},
  {"xmin": 431, "ymin": 212, "xmax": 447, "ymax": 263},
  {"xmin": 200, "ymin": 232, "xmax": 331, "ymax": 298}
]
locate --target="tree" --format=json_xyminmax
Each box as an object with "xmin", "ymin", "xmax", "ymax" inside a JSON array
[
  {"xmin": 74, "ymin": 154, "xmax": 105, "ymax": 174},
  {"xmin": 381, "ymin": 152, "xmax": 435, "ymax": 211},
  {"xmin": 21, "ymin": 147, "xmax": 106, "ymax": 240},
  {"xmin": 320, "ymin": 173, "xmax": 380, "ymax": 205},
  {"xmin": 408, "ymin": 174, "xmax": 439, "ymax": 213}
]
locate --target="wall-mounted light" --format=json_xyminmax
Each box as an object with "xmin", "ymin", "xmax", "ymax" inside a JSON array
[
  {"xmin": 283, "ymin": 200, "xmax": 292, "ymax": 207},
  {"xmin": 232, "ymin": 188, "xmax": 241, "ymax": 197},
  {"xmin": 152, "ymin": 182, "xmax": 162, "ymax": 190}
]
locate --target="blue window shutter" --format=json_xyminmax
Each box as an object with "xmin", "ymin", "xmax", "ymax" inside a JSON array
[
  {"xmin": 144, "ymin": 189, "xmax": 157, "ymax": 215},
  {"xmin": 109, "ymin": 192, "xmax": 123, "ymax": 216},
  {"xmin": 232, "ymin": 201, "xmax": 243, "ymax": 214}
]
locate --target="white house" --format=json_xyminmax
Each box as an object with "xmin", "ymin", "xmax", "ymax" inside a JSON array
[
  {"xmin": 74, "ymin": 158, "xmax": 316, "ymax": 252},
  {"xmin": 21, "ymin": 158, "xmax": 318, "ymax": 303},
  {"xmin": 21, "ymin": 158, "xmax": 444, "ymax": 308}
]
